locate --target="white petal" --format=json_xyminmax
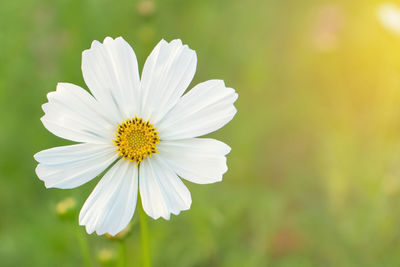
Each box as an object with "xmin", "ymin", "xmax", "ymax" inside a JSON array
[
  {"xmin": 157, "ymin": 138, "xmax": 231, "ymax": 184},
  {"xmin": 79, "ymin": 159, "xmax": 139, "ymax": 236},
  {"xmin": 157, "ymin": 80, "xmax": 238, "ymax": 140},
  {"xmin": 34, "ymin": 144, "xmax": 118, "ymax": 189},
  {"xmin": 139, "ymin": 154, "xmax": 191, "ymax": 220},
  {"xmin": 140, "ymin": 39, "xmax": 197, "ymax": 124},
  {"xmin": 40, "ymin": 83, "xmax": 115, "ymax": 144},
  {"xmin": 82, "ymin": 37, "xmax": 141, "ymax": 121}
]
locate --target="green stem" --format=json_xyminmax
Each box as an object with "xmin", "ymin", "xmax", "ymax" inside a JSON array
[
  {"xmin": 139, "ymin": 198, "xmax": 151, "ymax": 267},
  {"xmin": 75, "ymin": 228, "xmax": 93, "ymax": 267},
  {"xmin": 117, "ymin": 240, "xmax": 127, "ymax": 267}
]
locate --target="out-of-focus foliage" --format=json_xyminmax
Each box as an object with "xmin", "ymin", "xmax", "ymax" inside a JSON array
[{"xmin": 2, "ymin": 0, "xmax": 400, "ymax": 266}]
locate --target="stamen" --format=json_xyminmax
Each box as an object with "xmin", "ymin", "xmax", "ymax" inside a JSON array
[{"xmin": 113, "ymin": 116, "xmax": 160, "ymax": 165}]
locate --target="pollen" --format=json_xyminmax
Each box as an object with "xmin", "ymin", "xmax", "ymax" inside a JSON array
[{"xmin": 114, "ymin": 117, "xmax": 160, "ymax": 164}]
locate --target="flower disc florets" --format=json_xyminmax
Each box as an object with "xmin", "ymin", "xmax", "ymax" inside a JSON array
[{"xmin": 114, "ymin": 117, "xmax": 159, "ymax": 164}]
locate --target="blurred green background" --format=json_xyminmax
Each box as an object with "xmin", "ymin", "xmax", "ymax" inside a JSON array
[{"xmin": 2, "ymin": 0, "xmax": 400, "ymax": 266}]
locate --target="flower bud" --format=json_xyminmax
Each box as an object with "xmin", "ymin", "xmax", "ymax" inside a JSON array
[
  {"xmin": 97, "ymin": 248, "xmax": 117, "ymax": 267},
  {"xmin": 137, "ymin": 0, "xmax": 156, "ymax": 17},
  {"xmin": 55, "ymin": 197, "xmax": 77, "ymax": 221}
]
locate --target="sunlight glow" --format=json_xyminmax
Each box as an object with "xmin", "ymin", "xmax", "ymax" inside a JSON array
[{"xmin": 378, "ymin": 3, "xmax": 400, "ymax": 34}]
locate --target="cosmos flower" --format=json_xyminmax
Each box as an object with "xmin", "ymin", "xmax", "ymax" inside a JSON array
[{"xmin": 34, "ymin": 37, "xmax": 238, "ymax": 235}]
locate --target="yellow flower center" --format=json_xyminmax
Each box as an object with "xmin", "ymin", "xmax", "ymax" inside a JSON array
[{"xmin": 114, "ymin": 117, "xmax": 160, "ymax": 164}]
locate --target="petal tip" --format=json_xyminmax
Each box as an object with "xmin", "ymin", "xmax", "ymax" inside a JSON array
[
  {"xmin": 115, "ymin": 36, "xmax": 125, "ymax": 42},
  {"xmin": 103, "ymin": 36, "xmax": 114, "ymax": 43},
  {"xmin": 90, "ymin": 39, "xmax": 102, "ymax": 48},
  {"xmin": 33, "ymin": 151, "xmax": 40, "ymax": 162},
  {"xmin": 170, "ymin": 39, "xmax": 183, "ymax": 45}
]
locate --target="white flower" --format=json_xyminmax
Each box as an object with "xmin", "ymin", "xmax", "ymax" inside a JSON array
[{"xmin": 34, "ymin": 37, "xmax": 238, "ymax": 236}]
